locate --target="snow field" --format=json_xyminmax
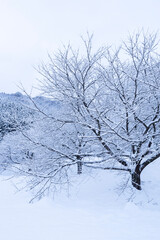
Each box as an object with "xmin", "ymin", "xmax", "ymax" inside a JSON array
[{"xmin": 0, "ymin": 163, "xmax": 160, "ymax": 240}]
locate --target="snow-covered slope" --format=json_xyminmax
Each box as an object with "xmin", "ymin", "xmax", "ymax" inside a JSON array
[{"xmin": 0, "ymin": 160, "xmax": 160, "ymax": 240}]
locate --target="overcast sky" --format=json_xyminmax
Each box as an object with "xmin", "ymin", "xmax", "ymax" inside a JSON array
[{"xmin": 0, "ymin": 0, "xmax": 160, "ymax": 95}]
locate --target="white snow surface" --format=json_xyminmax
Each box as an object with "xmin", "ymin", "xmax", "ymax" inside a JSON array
[{"xmin": 0, "ymin": 161, "xmax": 160, "ymax": 240}]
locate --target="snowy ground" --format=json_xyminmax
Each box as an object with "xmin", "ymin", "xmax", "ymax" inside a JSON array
[{"xmin": 0, "ymin": 161, "xmax": 160, "ymax": 240}]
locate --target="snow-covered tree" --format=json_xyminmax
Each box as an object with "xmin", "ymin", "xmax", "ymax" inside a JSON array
[
  {"xmin": 0, "ymin": 98, "xmax": 33, "ymax": 139},
  {"xmin": 21, "ymin": 32, "xmax": 160, "ymax": 196},
  {"xmin": 0, "ymin": 95, "xmax": 35, "ymax": 169}
]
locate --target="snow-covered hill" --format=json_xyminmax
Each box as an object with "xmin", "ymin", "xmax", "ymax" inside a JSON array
[{"xmin": 0, "ymin": 92, "xmax": 58, "ymax": 107}]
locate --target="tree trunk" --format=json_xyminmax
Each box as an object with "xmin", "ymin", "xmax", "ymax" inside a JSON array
[
  {"xmin": 77, "ymin": 161, "xmax": 82, "ymax": 174},
  {"xmin": 131, "ymin": 167, "xmax": 142, "ymax": 190}
]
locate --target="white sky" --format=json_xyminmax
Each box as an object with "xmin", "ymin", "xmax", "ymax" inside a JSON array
[{"xmin": 0, "ymin": 0, "xmax": 160, "ymax": 95}]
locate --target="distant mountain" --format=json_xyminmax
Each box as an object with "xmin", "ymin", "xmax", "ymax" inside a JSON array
[{"xmin": 0, "ymin": 92, "xmax": 59, "ymax": 108}]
